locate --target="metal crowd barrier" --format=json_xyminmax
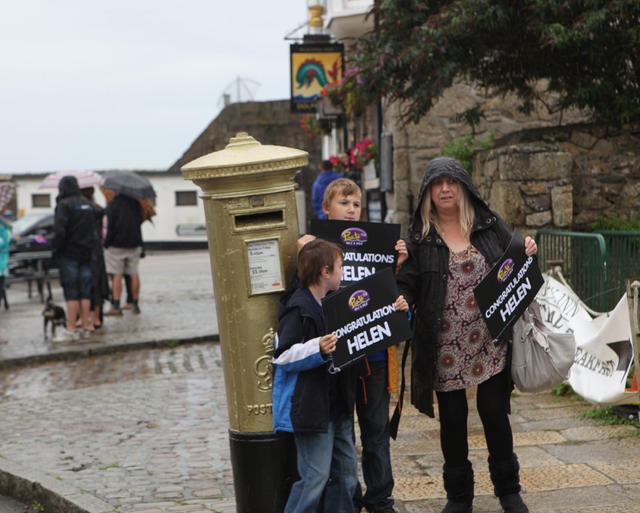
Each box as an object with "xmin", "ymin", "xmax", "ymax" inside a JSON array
[
  {"xmin": 596, "ymin": 230, "xmax": 640, "ymax": 313},
  {"xmin": 536, "ymin": 229, "xmax": 640, "ymax": 313},
  {"xmin": 535, "ymin": 230, "xmax": 608, "ymax": 312}
]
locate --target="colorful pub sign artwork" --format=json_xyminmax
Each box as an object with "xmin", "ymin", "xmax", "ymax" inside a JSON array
[{"xmin": 290, "ymin": 42, "xmax": 344, "ymax": 114}]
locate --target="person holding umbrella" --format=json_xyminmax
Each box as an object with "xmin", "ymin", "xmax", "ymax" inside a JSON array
[
  {"xmin": 103, "ymin": 191, "xmax": 144, "ymax": 316},
  {"xmin": 101, "ymin": 171, "xmax": 154, "ymax": 316}
]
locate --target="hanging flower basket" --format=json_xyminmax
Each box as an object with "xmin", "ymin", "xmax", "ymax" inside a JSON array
[
  {"xmin": 299, "ymin": 114, "xmax": 331, "ymax": 139},
  {"xmin": 351, "ymin": 138, "xmax": 377, "ymax": 171},
  {"xmin": 320, "ymin": 68, "xmax": 370, "ymax": 120}
]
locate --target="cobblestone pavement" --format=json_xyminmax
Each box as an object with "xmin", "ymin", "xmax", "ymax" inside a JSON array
[
  {"xmin": 0, "ymin": 343, "xmax": 235, "ymax": 513},
  {"xmin": 0, "ymin": 251, "xmax": 640, "ymax": 513},
  {"xmin": 0, "ymin": 342, "xmax": 640, "ymax": 513}
]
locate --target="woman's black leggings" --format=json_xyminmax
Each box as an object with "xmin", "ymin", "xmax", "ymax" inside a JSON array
[{"xmin": 435, "ymin": 369, "xmax": 513, "ymax": 467}]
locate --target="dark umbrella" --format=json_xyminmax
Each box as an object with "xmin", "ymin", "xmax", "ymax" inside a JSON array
[{"xmin": 102, "ymin": 170, "xmax": 156, "ymax": 200}]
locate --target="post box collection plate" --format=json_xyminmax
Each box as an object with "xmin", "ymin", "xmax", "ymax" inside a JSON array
[{"xmin": 246, "ymin": 239, "xmax": 283, "ymax": 294}]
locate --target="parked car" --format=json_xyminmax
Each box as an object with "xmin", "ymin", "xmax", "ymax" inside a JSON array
[
  {"xmin": 9, "ymin": 211, "xmax": 55, "ymax": 255},
  {"xmin": 8, "ymin": 211, "xmax": 57, "ymax": 277}
]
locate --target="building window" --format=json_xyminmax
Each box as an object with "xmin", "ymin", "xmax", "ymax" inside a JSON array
[
  {"xmin": 175, "ymin": 190, "xmax": 198, "ymax": 206},
  {"xmin": 32, "ymin": 194, "xmax": 51, "ymax": 208}
]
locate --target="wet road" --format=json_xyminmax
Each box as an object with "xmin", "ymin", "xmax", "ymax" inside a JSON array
[
  {"xmin": 0, "ymin": 342, "xmax": 218, "ymax": 402},
  {"xmin": 0, "ymin": 250, "xmax": 233, "ymax": 513},
  {"xmin": 0, "ymin": 341, "xmax": 236, "ymax": 513}
]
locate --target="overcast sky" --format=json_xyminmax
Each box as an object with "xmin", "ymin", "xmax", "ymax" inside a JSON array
[{"xmin": 0, "ymin": 0, "xmax": 308, "ymax": 174}]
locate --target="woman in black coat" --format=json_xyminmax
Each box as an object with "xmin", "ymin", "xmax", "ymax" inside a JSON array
[{"xmin": 396, "ymin": 157, "xmax": 537, "ymax": 513}]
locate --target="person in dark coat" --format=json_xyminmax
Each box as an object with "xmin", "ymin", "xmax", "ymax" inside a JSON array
[
  {"xmin": 53, "ymin": 175, "xmax": 98, "ymax": 341},
  {"xmin": 81, "ymin": 187, "xmax": 109, "ymax": 329},
  {"xmin": 311, "ymin": 160, "xmax": 343, "ymax": 220},
  {"xmin": 395, "ymin": 157, "xmax": 538, "ymax": 513},
  {"xmin": 272, "ymin": 240, "xmax": 358, "ymax": 513},
  {"xmin": 103, "ymin": 193, "xmax": 143, "ymax": 315}
]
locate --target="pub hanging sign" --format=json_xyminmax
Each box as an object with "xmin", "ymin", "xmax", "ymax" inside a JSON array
[{"xmin": 290, "ymin": 42, "xmax": 344, "ymax": 114}]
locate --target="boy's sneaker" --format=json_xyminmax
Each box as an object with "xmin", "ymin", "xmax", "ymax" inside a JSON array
[
  {"xmin": 80, "ymin": 328, "xmax": 93, "ymax": 339},
  {"xmin": 52, "ymin": 330, "xmax": 77, "ymax": 343},
  {"xmin": 132, "ymin": 304, "xmax": 141, "ymax": 314}
]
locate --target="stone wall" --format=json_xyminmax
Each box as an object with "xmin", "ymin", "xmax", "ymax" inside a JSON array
[
  {"xmin": 473, "ymin": 124, "xmax": 640, "ymax": 234},
  {"xmin": 385, "ymin": 82, "xmax": 581, "ymax": 229}
]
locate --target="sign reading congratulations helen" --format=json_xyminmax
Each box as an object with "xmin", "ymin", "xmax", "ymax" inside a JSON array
[
  {"xmin": 310, "ymin": 220, "xmax": 401, "ymax": 287},
  {"xmin": 322, "ymin": 267, "xmax": 413, "ymax": 370},
  {"xmin": 473, "ymin": 230, "xmax": 545, "ymax": 342}
]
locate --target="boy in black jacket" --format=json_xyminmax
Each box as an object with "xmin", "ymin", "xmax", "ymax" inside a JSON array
[{"xmin": 272, "ymin": 239, "xmax": 358, "ymax": 513}]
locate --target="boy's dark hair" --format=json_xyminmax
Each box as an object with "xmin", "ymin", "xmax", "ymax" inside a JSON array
[
  {"xmin": 297, "ymin": 239, "xmax": 343, "ymax": 288},
  {"xmin": 321, "ymin": 160, "xmax": 333, "ymax": 171}
]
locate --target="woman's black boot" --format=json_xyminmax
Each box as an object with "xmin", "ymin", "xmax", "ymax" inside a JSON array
[
  {"xmin": 441, "ymin": 461, "xmax": 474, "ymax": 513},
  {"xmin": 488, "ymin": 454, "xmax": 529, "ymax": 513}
]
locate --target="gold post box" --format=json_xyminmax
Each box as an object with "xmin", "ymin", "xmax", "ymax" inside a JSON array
[{"xmin": 182, "ymin": 132, "xmax": 307, "ymax": 513}]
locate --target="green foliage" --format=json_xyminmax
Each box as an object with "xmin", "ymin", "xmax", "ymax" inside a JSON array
[
  {"xmin": 592, "ymin": 216, "xmax": 640, "ymax": 231},
  {"xmin": 551, "ymin": 382, "xmax": 575, "ymax": 396},
  {"xmin": 352, "ymin": 0, "xmax": 640, "ymax": 126},
  {"xmin": 441, "ymin": 136, "xmax": 474, "ymax": 171},
  {"xmin": 440, "ymin": 130, "xmax": 495, "ymax": 172},
  {"xmin": 31, "ymin": 501, "xmax": 45, "ymax": 513},
  {"xmin": 581, "ymin": 406, "xmax": 640, "ymax": 429}
]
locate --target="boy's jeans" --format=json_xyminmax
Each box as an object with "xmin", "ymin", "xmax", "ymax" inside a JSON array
[
  {"xmin": 355, "ymin": 360, "xmax": 394, "ymax": 511},
  {"xmin": 285, "ymin": 414, "xmax": 358, "ymax": 513}
]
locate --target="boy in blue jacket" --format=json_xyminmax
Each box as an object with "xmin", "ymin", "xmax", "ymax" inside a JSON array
[
  {"xmin": 299, "ymin": 178, "xmax": 408, "ymax": 513},
  {"xmin": 272, "ymin": 239, "xmax": 358, "ymax": 513}
]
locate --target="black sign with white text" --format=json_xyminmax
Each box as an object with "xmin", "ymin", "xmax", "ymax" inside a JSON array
[
  {"xmin": 310, "ymin": 219, "xmax": 401, "ymax": 288},
  {"xmin": 473, "ymin": 230, "xmax": 544, "ymax": 342},
  {"xmin": 322, "ymin": 267, "xmax": 413, "ymax": 370}
]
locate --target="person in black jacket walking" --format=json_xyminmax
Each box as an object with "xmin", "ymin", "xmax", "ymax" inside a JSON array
[
  {"xmin": 103, "ymin": 193, "xmax": 143, "ymax": 316},
  {"xmin": 53, "ymin": 175, "xmax": 98, "ymax": 342}
]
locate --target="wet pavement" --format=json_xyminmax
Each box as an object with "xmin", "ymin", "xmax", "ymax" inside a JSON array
[
  {"xmin": 0, "ymin": 250, "xmax": 640, "ymax": 513},
  {"xmin": 0, "ymin": 250, "xmax": 218, "ymax": 368}
]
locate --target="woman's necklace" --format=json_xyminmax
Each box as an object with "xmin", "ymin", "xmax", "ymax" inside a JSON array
[{"xmin": 450, "ymin": 244, "xmax": 473, "ymax": 260}]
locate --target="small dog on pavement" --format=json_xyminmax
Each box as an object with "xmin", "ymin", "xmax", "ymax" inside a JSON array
[{"xmin": 42, "ymin": 298, "xmax": 66, "ymax": 340}]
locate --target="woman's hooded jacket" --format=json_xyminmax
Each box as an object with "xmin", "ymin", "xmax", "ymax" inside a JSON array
[{"xmin": 396, "ymin": 157, "xmax": 514, "ymax": 417}]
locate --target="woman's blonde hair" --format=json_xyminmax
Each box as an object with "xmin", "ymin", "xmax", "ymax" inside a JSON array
[{"xmin": 420, "ymin": 180, "xmax": 475, "ymax": 239}]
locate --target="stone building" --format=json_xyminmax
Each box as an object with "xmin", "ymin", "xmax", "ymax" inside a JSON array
[
  {"xmin": 322, "ymin": 3, "xmax": 640, "ymax": 236},
  {"xmin": 169, "ymin": 100, "xmax": 323, "ymax": 230}
]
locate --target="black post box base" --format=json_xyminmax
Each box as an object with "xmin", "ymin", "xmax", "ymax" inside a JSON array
[{"xmin": 229, "ymin": 430, "xmax": 297, "ymax": 513}]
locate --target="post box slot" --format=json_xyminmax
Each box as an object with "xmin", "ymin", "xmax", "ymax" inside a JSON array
[{"xmin": 234, "ymin": 210, "xmax": 284, "ymax": 230}]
